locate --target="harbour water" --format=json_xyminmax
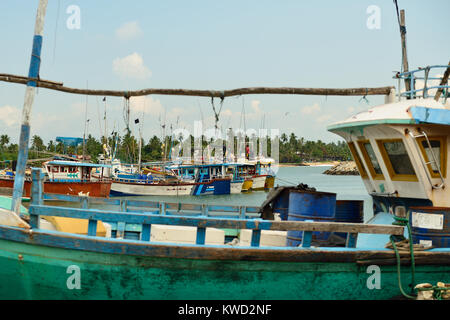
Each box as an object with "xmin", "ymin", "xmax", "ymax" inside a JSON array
[{"xmin": 53, "ymin": 166, "xmax": 373, "ymax": 222}]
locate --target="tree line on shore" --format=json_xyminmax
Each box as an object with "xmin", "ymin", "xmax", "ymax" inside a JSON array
[{"xmin": 0, "ymin": 132, "xmax": 351, "ymax": 166}]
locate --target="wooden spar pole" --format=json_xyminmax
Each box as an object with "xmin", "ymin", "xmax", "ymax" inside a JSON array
[
  {"xmin": 399, "ymin": 10, "xmax": 411, "ymax": 93},
  {"xmin": 0, "ymin": 74, "xmax": 394, "ymax": 97},
  {"xmin": 434, "ymin": 61, "xmax": 450, "ymax": 101},
  {"xmin": 11, "ymin": 0, "xmax": 48, "ymax": 214}
]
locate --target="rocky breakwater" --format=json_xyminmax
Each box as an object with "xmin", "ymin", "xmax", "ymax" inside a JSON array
[{"xmin": 323, "ymin": 161, "xmax": 359, "ymax": 175}]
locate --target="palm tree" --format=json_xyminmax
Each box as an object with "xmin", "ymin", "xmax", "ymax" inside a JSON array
[
  {"xmin": 0, "ymin": 134, "xmax": 10, "ymax": 149},
  {"xmin": 31, "ymin": 135, "xmax": 44, "ymax": 151}
]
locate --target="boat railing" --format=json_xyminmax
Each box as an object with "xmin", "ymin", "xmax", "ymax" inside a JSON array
[
  {"xmin": 396, "ymin": 65, "xmax": 450, "ymax": 100},
  {"xmin": 112, "ymin": 177, "xmax": 176, "ymax": 184},
  {"xmin": 30, "ymin": 168, "xmax": 404, "ymax": 248},
  {"xmin": 48, "ymin": 177, "xmax": 112, "ymax": 183},
  {"xmin": 42, "ymin": 192, "xmax": 261, "ymax": 218}
]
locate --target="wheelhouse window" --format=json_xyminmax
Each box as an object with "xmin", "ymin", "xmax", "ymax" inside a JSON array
[
  {"xmin": 347, "ymin": 142, "xmax": 368, "ymax": 178},
  {"xmin": 377, "ymin": 139, "xmax": 418, "ymax": 181},
  {"xmin": 358, "ymin": 140, "xmax": 384, "ymax": 180},
  {"xmin": 417, "ymin": 136, "xmax": 447, "ymax": 178}
]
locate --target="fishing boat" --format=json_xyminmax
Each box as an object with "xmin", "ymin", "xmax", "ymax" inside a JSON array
[
  {"xmin": 110, "ymin": 162, "xmax": 233, "ymax": 197},
  {"xmin": 2, "ymin": 64, "xmax": 448, "ymax": 300},
  {"xmin": 110, "ymin": 175, "xmax": 194, "ymax": 196},
  {"xmin": 0, "ymin": 2, "xmax": 449, "ymax": 300},
  {"xmin": 235, "ymin": 160, "xmax": 272, "ymax": 191},
  {"xmin": 0, "ymin": 160, "xmax": 112, "ymax": 198},
  {"xmin": 170, "ymin": 163, "xmax": 232, "ymax": 196}
]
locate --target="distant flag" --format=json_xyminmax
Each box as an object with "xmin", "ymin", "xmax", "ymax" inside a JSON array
[{"xmin": 103, "ymin": 97, "xmax": 106, "ymax": 102}]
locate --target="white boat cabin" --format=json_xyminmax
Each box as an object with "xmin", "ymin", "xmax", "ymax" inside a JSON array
[
  {"xmin": 43, "ymin": 160, "xmax": 111, "ymax": 182},
  {"xmin": 329, "ymin": 65, "xmax": 450, "ymax": 210}
]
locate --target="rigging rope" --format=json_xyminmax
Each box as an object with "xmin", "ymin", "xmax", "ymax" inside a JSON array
[
  {"xmin": 52, "ymin": 0, "xmax": 61, "ymax": 65},
  {"xmin": 211, "ymin": 95, "xmax": 225, "ymax": 130},
  {"xmin": 389, "ymin": 213, "xmax": 417, "ymax": 299}
]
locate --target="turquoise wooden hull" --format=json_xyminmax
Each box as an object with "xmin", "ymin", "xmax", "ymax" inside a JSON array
[{"xmin": 0, "ymin": 227, "xmax": 448, "ymax": 300}]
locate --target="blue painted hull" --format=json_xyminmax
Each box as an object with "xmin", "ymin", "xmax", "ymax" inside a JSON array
[{"xmin": 191, "ymin": 179, "xmax": 231, "ymax": 196}]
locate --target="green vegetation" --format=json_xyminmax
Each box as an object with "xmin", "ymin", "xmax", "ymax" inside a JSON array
[
  {"xmin": 279, "ymin": 133, "xmax": 351, "ymax": 163},
  {"xmin": 0, "ymin": 132, "xmax": 351, "ymax": 167}
]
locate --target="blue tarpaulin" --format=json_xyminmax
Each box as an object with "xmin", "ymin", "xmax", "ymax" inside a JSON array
[{"xmin": 409, "ymin": 107, "xmax": 450, "ymax": 126}]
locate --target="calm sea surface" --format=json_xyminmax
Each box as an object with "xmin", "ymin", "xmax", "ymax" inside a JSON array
[{"xmin": 93, "ymin": 166, "xmax": 374, "ymax": 222}]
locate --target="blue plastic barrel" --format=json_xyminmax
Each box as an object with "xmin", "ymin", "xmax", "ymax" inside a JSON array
[
  {"xmin": 335, "ymin": 200, "xmax": 364, "ymax": 223},
  {"xmin": 286, "ymin": 190, "xmax": 337, "ymax": 246},
  {"xmin": 410, "ymin": 207, "xmax": 450, "ymax": 248},
  {"xmin": 272, "ymin": 189, "xmax": 290, "ymax": 221},
  {"xmin": 333, "ymin": 200, "xmax": 364, "ymax": 240}
]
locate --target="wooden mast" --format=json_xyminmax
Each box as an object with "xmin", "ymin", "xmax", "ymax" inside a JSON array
[
  {"xmin": 399, "ymin": 9, "xmax": 411, "ymax": 94},
  {"xmin": 11, "ymin": 0, "xmax": 48, "ymax": 214}
]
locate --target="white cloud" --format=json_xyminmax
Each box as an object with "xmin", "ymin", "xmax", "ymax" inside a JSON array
[
  {"xmin": 316, "ymin": 114, "xmax": 333, "ymax": 123},
  {"xmin": 251, "ymin": 100, "xmax": 261, "ymax": 113},
  {"xmin": 300, "ymin": 103, "xmax": 321, "ymax": 114},
  {"xmin": 130, "ymin": 96, "xmax": 164, "ymax": 116},
  {"xmin": 0, "ymin": 105, "xmax": 21, "ymax": 127},
  {"xmin": 113, "ymin": 53, "xmax": 152, "ymax": 79},
  {"xmin": 115, "ymin": 21, "xmax": 143, "ymax": 40}
]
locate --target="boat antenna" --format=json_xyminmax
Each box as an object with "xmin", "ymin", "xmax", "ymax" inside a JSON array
[
  {"xmin": 103, "ymin": 97, "xmax": 108, "ymax": 146},
  {"xmin": 137, "ymin": 98, "xmax": 146, "ymax": 172},
  {"xmin": 136, "ymin": 118, "xmax": 142, "ymax": 172},
  {"xmin": 82, "ymin": 80, "xmax": 89, "ymax": 162},
  {"xmin": 51, "ymin": 0, "xmax": 61, "ymax": 65},
  {"xmin": 95, "ymin": 96, "xmax": 103, "ymax": 141}
]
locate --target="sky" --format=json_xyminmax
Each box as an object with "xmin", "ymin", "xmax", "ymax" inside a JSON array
[{"xmin": 0, "ymin": 0, "xmax": 449, "ymax": 146}]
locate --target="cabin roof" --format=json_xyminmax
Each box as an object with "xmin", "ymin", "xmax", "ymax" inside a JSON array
[
  {"xmin": 327, "ymin": 98, "xmax": 449, "ymax": 132},
  {"xmin": 45, "ymin": 161, "xmax": 112, "ymax": 168}
]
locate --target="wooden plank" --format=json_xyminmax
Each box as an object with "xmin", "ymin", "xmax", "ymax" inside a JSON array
[
  {"xmin": 116, "ymin": 222, "xmax": 126, "ymax": 239},
  {"xmin": 0, "ymin": 73, "xmax": 394, "ymax": 98},
  {"xmin": 301, "ymin": 231, "xmax": 312, "ymax": 248},
  {"xmin": 30, "ymin": 169, "xmax": 45, "ymax": 229},
  {"xmin": 196, "ymin": 227, "xmax": 206, "ymax": 245},
  {"xmin": 141, "ymin": 224, "xmax": 151, "ymax": 242},
  {"xmin": 251, "ymin": 230, "xmax": 261, "ymax": 247},
  {"xmin": 239, "ymin": 206, "xmax": 246, "ymax": 219},
  {"xmin": 104, "ymin": 222, "xmax": 142, "ymax": 232},
  {"xmin": 120, "ymin": 200, "xmax": 127, "ymax": 212},
  {"xmin": 87, "ymin": 219, "xmax": 97, "ymax": 236},
  {"xmin": 208, "ymin": 205, "xmax": 240, "ymax": 213},
  {"xmin": 80, "ymin": 196, "xmax": 89, "ymax": 209},
  {"xmin": 126, "ymin": 199, "xmax": 159, "ymax": 209},
  {"xmin": 201, "ymin": 204, "xmax": 209, "ymax": 216},
  {"xmin": 269, "ymin": 220, "xmax": 403, "ymax": 235},
  {"xmin": 0, "ymin": 73, "xmax": 63, "ymax": 86},
  {"xmin": 346, "ymin": 233, "xmax": 358, "ymax": 248},
  {"xmin": 159, "ymin": 202, "xmax": 166, "ymax": 215},
  {"xmin": 31, "ymin": 169, "xmax": 44, "ymax": 206},
  {"xmin": 2, "ymin": 225, "xmax": 448, "ymax": 264},
  {"xmin": 29, "ymin": 205, "xmax": 404, "ymax": 235}
]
